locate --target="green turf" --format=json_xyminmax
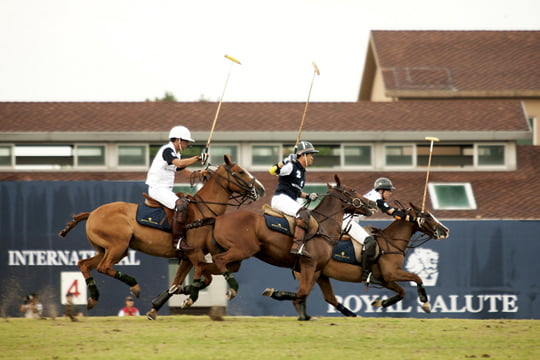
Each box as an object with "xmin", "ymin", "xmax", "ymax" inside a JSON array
[{"xmin": 0, "ymin": 316, "xmax": 538, "ymax": 360}]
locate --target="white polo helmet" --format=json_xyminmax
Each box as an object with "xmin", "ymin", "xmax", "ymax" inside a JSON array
[{"xmin": 168, "ymin": 126, "xmax": 194, "ymax": 142}]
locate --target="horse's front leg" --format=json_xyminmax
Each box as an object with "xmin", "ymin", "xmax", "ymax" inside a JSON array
[
  {"xmin": 386, "ymin": 269, "xmax": 430, "ymax": 312},
  {"xmin": 147, "ymin": 259, "xmax": 194, "ymax": 320},
  {"xmin": 316, "ymin": 276, "xmax": 357, "ymax": 317},
  {"xmin": 292, "ymin": 264, "xmax": 318, "ymax": 321}
]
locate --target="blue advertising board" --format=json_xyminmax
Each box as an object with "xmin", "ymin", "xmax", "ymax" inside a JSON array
[{"xmin": 1, "ymin": 181, "xmax": 539, "ymax": 319}]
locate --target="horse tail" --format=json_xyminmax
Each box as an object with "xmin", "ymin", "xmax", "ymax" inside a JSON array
[{"xmin": 58, "ymin": 212, "xmax": 90, "ymax": 238}]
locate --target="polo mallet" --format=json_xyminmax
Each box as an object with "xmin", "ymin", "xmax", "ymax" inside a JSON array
[
  {"xmin": 421, "ymin": 136, "xmax": 440, "ymax": 212},
  {"xmin": 294, "ymin": 61, "xmax": 320, "ymax": 154},
  {"xmin": 203, "ymin": 54, "xmax": 241, "ymax": 164}
]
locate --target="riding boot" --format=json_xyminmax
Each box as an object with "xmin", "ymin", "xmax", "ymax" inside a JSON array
[
  {"xmin": 360, "ymin": 235, "xmax": 377, "ymax": 283},
  {"xmin": 173, "ymin": 198, "xmax": 193, "ymax": 251},
  {"xmin": 290, "ymin": 209, "xmax": 311, "ymax": 258}
]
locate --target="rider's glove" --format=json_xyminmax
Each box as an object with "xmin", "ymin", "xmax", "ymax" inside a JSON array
[
  {"xmin": 198, "ymin": 152, "xmax": 209, "ymax": 163},
  {"xmin": 269, "ymin": 164, "xmax": 280, "ymax": 175},
  {"xmin": 392, "ymin": 208, "xmax": 407, "ymax": 220},
  {"xmin": 283, "ymin": 154, "xmax": 297, "ymax": 164},
  {"xmin": 308, "ymin": 192, "xmax": 319, "ymax": 201}
]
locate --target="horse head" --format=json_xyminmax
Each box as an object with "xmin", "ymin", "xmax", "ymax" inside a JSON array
[
  {"xmin": 210, "ymin": 154, "xmax": 266, "ymax": 205},
  {"xmin": 407, "ymin": 202, "xmax": 449, "ymax": 240},
  {"xmin": 323, "ymin": 174, "xmax": 378, "ymax": 217}
]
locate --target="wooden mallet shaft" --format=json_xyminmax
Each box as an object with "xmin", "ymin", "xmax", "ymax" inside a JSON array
[{"xmin": 422, "ymin": 136, "xmax": 440, "ymax": 211}]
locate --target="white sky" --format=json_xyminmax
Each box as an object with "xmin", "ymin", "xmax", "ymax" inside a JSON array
[{"xmin": 0, "ymin": 0, "xmax": 538, "ymax": 103}]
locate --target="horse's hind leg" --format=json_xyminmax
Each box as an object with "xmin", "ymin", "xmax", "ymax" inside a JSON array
[
  {"xmin": 78, "ymin": 254, "xmax": 103, "ymax": 310},
  {"xmin": 96, "ymin": 249, "xmax": 141, "ymax": 298}
]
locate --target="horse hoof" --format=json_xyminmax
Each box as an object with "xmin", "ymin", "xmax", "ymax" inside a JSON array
[
  {"xmin": 371, "ymin": 299, "xmax": 383, "ymax": 308},
  {"xmin": 130, "ymin": 284, "xmax": 141, "ymax": 298},
  {"xmin": 226, "ymin": 288, "xmax": 237, "ymax": 300},
  {"xmin": 262, "ymin": 288, "xmax": 274, "ymax": 297},
  {"xmin": 87, "ymin": 298, "xmax": 97, "ymax": 310},
  {"xmin": 182, "ymin": 298, "xmax": 193, "ymax": 308},
  {"xmin": 146, "ymin": 310, "xmax": 157, "ymax": 320},
  {"xmin": 421, "ymin": 302, "xmax": 431, "ymax": 313}
]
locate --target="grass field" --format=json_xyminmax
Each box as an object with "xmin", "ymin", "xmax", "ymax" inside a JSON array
[{"xmin": 0, "ymin": 315, "xmax": 538, "ymax": 360}]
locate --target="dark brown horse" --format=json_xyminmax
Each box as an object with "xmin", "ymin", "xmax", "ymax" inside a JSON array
[
  {"xmin": 171, "ymin": 174, "xmax": 378, "ymax": 320},
  {"xmin": 58, "ymin": 155, "xmax": 265, "ymax": 310},
  {"xmin": 265, "ymin": 202, "xmax": 450, "ymax": 318}
]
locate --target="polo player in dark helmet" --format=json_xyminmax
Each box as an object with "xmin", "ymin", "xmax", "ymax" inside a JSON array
[{"xmin": 269, "ymin": 141, "xmax": 320, "ymax": 257}]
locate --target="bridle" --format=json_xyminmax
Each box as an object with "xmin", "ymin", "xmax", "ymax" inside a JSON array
[
  {"xmin": 310, "ymin": 185, "xmax": 376, "ymax": 242},
  {"xmin": 189, "ymin": 163, "xmax": 261, "ymax": 217}
]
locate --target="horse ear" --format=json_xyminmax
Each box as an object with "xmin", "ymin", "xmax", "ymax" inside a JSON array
[
  {"xmin": 410, "ymin": 202, "xmax": 418, "ymax": 210},
  {"xmin": 334, "ymin": 174, "xmax": 341, "ymax": 186},
  {"xmin": 224, "ymin": 154, "xmax": 232, "ymax": 165}
]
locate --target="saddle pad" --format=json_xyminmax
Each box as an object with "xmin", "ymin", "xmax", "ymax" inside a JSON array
[
  {"xmin": 263, "ymin": 214, "xmax": 292, "ymax": 236},
  {"xmin": 332, "ymin": 240, "xmax": 361, "ymax": 265},
  {"xmin": 136, "ymin": 203, "xmax": 172, "ymax": 232}
]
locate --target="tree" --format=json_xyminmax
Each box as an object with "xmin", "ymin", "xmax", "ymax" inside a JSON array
[{"xmin": 146, "ymin": 91, "xmax": 177, "ymax": 102}]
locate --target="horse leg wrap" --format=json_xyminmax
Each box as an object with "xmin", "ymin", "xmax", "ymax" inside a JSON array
[
  {"xmin": 114, "ymin": 271, "xmax": 138, "ymax": 287},
  {"xmin": 417, "ymin": 284, "xmax": 428, "ymax": 303},
  {"xmin": 335, "ymin": 303, "xmax": 357, "ymax": 317},
  {"xmin": 272, "ymin": 290, "xmax": 297, "ymax": 301},
  {"xmin": 382, "ymin": 294, "xmax": 404, "ymax": 308},
  {"xmin": 86, "ymin": 277, "xmax": 100, "ymax": 301},
  {"xmin": 151, "ymin": 286, "xmax": 178, "ymax": 310},
  {"xmin": 296, "ymin": 300, "xmax": 311, "ymax": 321},
  {"xmin": 222, "ymin": 271, "xmax": 239, "ymax": 292},
  {"xmin": 189, "ymin": 279, "xmax": 202, "ymax": 303}
]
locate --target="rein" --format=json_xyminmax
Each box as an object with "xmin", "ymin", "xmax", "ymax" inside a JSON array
[
  {"xmin": 188, "ymin": 164, "xmax": 257, "ymax": 215},
  {"xmin": 184, "ymin": 164, "xmax": 259, "ymax": 228},
  {"xmin": 375, "ymin": 211, "xmax": 438, "ymax": 257},
  {"xmin": 309, "ymin": 187, "xmax": 370, "ymax": 244}
]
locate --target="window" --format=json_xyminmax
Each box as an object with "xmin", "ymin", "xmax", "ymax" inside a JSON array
[
  {"xmin": 344, "ymin": 145, "xmax": 372, "ymax": 166},
  {"xmin": 385, "ymin": 145, "xmax": 413, "ymax": 166},
  {"xmin": 302, "ymin": 184, "xmax": 329, "ymax": 209},
  {"xmin": 209, "ymin": 145, "xmax": 238, "ymax": 164},
  {"xmin": 14, "ymin": 145, "xmax": 73, "ymax": 169},
  {"xmin": 417, "ymin": 144, "xmax": 473, "ymax": 168},
  {"xmin": 477, "ymin": 145, "xmax": 505, "ymax": 166},
  {"xmin": 0, "ymin": 146, "xmax": 12, "ymax": 166},
  {"xmin": 118, "ymin": 145, "xmax": 147, "ymax": 166},
  {"xmin": 428, "ymin": 183, "xmax": 477, "ymax": 210},
  {"xmin": 76, "ymin": 145, "xmax": 105, "ymax": 166},
  {"xmin": 284, "ymin": 144, "xmax": 341, "ymax": 168},
  {"xmin": 252, "ymin": 145, "xmax": 280, "ymax": 166}
]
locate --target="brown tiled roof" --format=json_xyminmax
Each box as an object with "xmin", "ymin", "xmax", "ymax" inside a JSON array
[
  {"xmin": 0, "ymin": 100, "xmax": 530, "ymax": 134},
  {"xmin": 369, "ymin": 30, "xmax": 540, "ymax": 97},
  {"xmin": 1, "ymin": 145, "xmax": 539, "ymax": 220}
]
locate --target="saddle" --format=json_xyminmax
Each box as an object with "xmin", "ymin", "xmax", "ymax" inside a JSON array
[
  {"xmin": 262, "ymin": 204, "xmax": 319, "ymax": 238},
  {"xmin": 136, "ymin": 193, "xmax": 175, "ymax": 232},
  {"xmin": 331, "ymin": 230, "xmax": 381, "ymax": 265}
]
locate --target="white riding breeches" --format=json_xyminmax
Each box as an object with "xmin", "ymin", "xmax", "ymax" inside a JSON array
[
  {"xmin": 342, "ymin": 216, "xmax": 370, "ymax": 245},
  {"xmin": 148, "ymin": 186, "xmax": 179, "ymax": 209},
  {"xmin": 271, "ymin": 194, "xmax": 303, "ymax": 217}
]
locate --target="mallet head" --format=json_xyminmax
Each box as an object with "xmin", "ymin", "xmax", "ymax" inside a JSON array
[
  {"xmin": 312, "ymin": 62, "xmax": 320, "ymax": 75},
  {"xmin": 425, "ymin": 136, "xmax": 440, "ymax": 142},
  {"xmin": 224, "ymin": 54, "xmax": 241, "ymax": 65}
]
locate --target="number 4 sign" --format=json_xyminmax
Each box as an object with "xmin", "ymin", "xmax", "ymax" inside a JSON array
[{"xmin": 61, "ymin": 272, "xmax": 87, "ymax": 305}]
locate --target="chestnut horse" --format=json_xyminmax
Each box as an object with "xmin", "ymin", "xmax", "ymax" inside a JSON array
[
  {"xmin": 264, "ymin": 202, "xmax": 450, "ymax": 319},
  {"xmin": 165, "ymin": 174, "xmax": 378, "ymax": 320},
  {"xmin": 58, "ymin": 155, "xmax": 265, "ymax": 310}
]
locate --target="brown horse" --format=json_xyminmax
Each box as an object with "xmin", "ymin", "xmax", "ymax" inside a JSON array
[
  {"xmin": 265, "ymin": 202, "xmax": 450, "ymax": 318},
  {"xmin": 171, "ymin": 174, "xmax": 378, "ymax": 320},
  {"xmin": 58, "ymin": 155, "xmax": 265, "ymax": 310}
]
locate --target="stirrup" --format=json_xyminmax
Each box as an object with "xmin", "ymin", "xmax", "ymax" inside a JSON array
[
  {"xmin": 290, "ymin": 244, "xmax": 312, "ymax": 258},
  {"xmin": 176, "ymin": 238, "xmax": 194, "ymax": 252}
]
